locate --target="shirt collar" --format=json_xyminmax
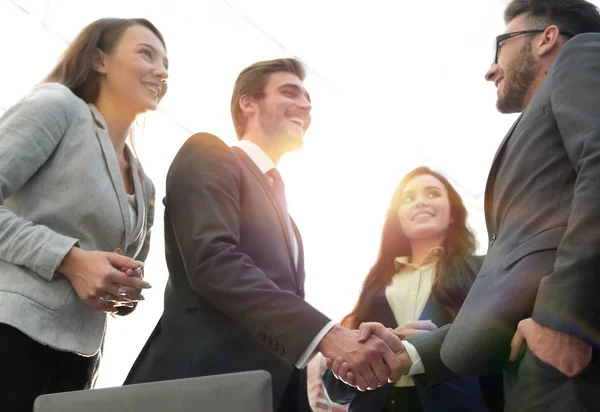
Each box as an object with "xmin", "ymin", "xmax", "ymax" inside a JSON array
[
  {"xmin": 234, "ymin": 140, "xmax": 276, "ymax": 174},
  {"xmin": 394, "ymin": 247, "xmax": 444, "ymax": 271}
]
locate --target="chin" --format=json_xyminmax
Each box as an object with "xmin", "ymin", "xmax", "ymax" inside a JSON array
[
  {"xmin": 283, "ymin": 134, "xmax": 304, "ymax": 153},
  {"xmin": 408, "ymin": 226, "xmax": 445, "ymax": 240}
]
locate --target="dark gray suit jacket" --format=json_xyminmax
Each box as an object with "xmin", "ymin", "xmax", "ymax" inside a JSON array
[
  {"xmin": 410, "ymin": 33, "xmax": 600, "ymax": 397},
  {"xmin": 125, "ymin": 133, "xmax": 331, "ymax": 411}
]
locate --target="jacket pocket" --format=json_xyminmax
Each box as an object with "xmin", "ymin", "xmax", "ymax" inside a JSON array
[{"xmin": 500, "ymin": 225, "xmax": 566, "ymax": 272}]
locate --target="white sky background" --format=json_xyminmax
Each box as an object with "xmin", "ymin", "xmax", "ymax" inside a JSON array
[{"xmin": 2, "ymin": 0, "xmax": 596, "ymax": 388}]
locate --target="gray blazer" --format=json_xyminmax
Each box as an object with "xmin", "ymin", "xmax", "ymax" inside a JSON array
[
  {"xmin": 411, "ymin": 32, "xmax": 600, "ymax": 392},
  {"xmin": 0, "ymin": 83, "xmax": 155, "ymax": 356}
]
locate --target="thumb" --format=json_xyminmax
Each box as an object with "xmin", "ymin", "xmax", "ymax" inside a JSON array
[
  {"xmin": 358, "ymin": 323, "xmax": 374, "ymax": 342},
  {"xmin": 509, "ymin": 323, "xmax": 527, "ymax": 362},
  {"xmin": 106, "ymin": 253, "xmax": 144, "ymax": 270}
]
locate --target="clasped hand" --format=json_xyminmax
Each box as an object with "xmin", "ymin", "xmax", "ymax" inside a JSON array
[
  {"xmin": 320, "ymin": 322, "xmax": 430, "ymax": 391},
  {"xmin": 58, "ymin": 247, "xmax": 152, "ymax": 313}
]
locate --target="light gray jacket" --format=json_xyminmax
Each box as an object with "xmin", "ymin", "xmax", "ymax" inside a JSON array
[{"xmin": 0, "ymin": 83, "xmax": 155, "ymax": 356}]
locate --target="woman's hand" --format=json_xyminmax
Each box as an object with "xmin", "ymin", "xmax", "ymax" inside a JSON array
[
  {"xmin": 111, "ymin": 248, "xmax": 145, "ymax": 308},
  {"xmin": 58, "ymin": 247, "xmax": 151, "ymax": 312},
  {"xmin": 395, "ymin": 320, "xmax": 437, "ymax": 338}
]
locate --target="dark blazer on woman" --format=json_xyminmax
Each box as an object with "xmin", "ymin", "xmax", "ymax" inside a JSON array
[{"xmin": 323, "ymin": 256, "xmax": 489, "ymax": 412}]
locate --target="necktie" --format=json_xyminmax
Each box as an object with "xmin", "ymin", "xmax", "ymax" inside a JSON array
[{"xmin": 266, "ymin": 168, "xmax": 296, "ymax": 257}]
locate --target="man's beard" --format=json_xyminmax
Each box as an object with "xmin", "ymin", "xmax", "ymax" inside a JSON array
[{"xmin": 497, "ymin": 42, "xmax": 540, "ymax": 114}]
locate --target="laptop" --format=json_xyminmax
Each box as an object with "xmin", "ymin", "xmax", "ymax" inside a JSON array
[{"xmin": 34, "ymin": 370, "xmax": 272, "ymax": 412}]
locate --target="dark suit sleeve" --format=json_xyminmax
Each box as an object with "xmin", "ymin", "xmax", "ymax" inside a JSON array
[
  {"xmin": 533, "ymin": 34, "xmax": 600, "ymax": 343},
  {"xmin": 322, "ymin": 368, "xmax": 358, "ymax": 405},
  {"xmin": 410, "ymin": 256, "xmax": 484, "ymax": 386},
  {"xmin": 166, "ymin": 133, "xmax": 331, "ymax": 367},
  {"xmin": 409, "ymin": 324, "xmax": 457, "ymax": 387}
]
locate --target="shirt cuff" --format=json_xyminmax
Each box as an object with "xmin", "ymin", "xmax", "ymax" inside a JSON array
[
  {"xmin": 295, "ymin": 320, "xmax": 336, "ymax": 369},
  {"xmin": 402, "ymin": 340, "xmax": 424, "ymax": 375}
]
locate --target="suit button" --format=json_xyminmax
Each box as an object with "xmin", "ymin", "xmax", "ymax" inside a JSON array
[
  {"xmin": 489, "ymin": 233, "xmax": 497, "ymax": 246},
  {"xmin": 270, "ymin": 341, "xmax": 278, "ymax": 351},
  {"xmin": 277, "ymin": 345, "xmax": 285, "ymax": 355}
]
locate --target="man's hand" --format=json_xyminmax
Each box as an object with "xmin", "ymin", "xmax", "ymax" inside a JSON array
[
  {"xmin": 325, "ymin": 322, "xmax": 412, "ymax": 389},
  {"xmin": 318, "ymin": 324, "xmax": 402, "ymax": 391},
  {"xmin": 510, "ymin": 318, "xmax": 592, "ymax": 377}
]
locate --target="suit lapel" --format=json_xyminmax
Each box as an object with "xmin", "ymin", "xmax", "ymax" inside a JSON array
[
  {"xmin": 88, "ymin": 104, "xmax": 129, "ymax": 247},
  {"xmin": 484, "ymin": 113, "xmax": 523, "ymax": 232},
  {"xmin": 373, "ymin": 290, "xmax": 399, "ymax": 328},
  {"xmin": 419, "ymin": 296, "xmax": 452, "ymax": 327},
  {"xmin": 232, "ymin": 147, "xmax": 297, "ymax": 275}
]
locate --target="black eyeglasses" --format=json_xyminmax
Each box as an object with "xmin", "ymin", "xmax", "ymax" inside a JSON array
[{"xmin": 493, "ymin": 29, "xmax": 575, "ymax": 64}]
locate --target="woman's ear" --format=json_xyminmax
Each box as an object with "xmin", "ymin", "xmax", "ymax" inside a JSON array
[{"xmin": 92, "ymin": 48, "xmax": 108, "ymax": 74}]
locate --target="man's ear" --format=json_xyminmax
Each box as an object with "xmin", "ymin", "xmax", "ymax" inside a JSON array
[
  {"xmin": 92, "ymin": 48, "xmax": 109, "ymax": 74},
  {"xmin": 239, "ymin": 94, "xmax": 257, "ymax": 116},
  {"xmin": 538, "ymin": 25, "xmax": 562, "ymax": 58}
]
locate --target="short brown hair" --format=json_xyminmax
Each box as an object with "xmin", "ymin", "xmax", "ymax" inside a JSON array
[
  {"xmin": 44, "ymin": 18, "xmax": 166, "ymax": 104},
  {"xmin": 230, "ymin": 58, "xmax": 306, "ymax": 138},
  {"xmin": 505, "ymin": 0, "xmax": 600, "ymax": 34}
]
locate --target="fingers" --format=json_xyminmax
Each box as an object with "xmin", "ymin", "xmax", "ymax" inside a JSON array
[
  {"xmin": 345, "ymin": 371, "xmax": 356, "ymax": 387},
  {"xmin": 372, "ymin": 336, "xmax": 404, "ymax": 382},
  {"xmin": 509, "ymin": 320, "xmax": 528, "ymax": 361},
  {"xmin": 358, "ymin": 323, "xmax": 405, "ymax": 352},
  {"xmin": 358, "ymin": 322, "xmax": 387, "ymax": 343},
  {"xmin": 331, "ymin": 356, "xmax": 345, "ymax": 380},
  {"xmin": 401, "ymin": 320, "xmax": 437, "ymax": 331},
  {"xmin": 107, "ymin": 268, "xmax": 151, "ymax": 290},
  {"xmin": 338, "ymin": 361, "xmax": 351, "ymax": 385},
  {"xmin": 354, "ymin": 374, "xmax": 370, "ymax": 391},
  {"xmin": 362, "ymin": 344, "xmax": 388, "ymax": 389},
  {"xmin": 126, "ymin": 267, "xmax": 144, "ymax": 279},
  {"xmin": 375, "ymin": 329, "xmax": 405, "ymax": 353},
  {"xmin": 105, "ymin": 252, "xmax": 145, "ymax": 271},
  {"xmin": 397, "ymin": 328, "xmax": 429, "ymax": 338},
  {"xmin": 116, "ymin": 287, "xmax": 145, "ymax": 302}
]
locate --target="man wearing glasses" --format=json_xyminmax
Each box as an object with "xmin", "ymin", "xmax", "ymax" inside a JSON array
[{"xmin": 330, "ymin": 1, "xmax": 600, "ymax": 410}]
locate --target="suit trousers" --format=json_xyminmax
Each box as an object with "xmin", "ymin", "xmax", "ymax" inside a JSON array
[
  {"xmin": 0, "ymin": 323, "xmax": 93, "ymax": 412},
  {"xmin": 504, "ymin": 348, "xmax": 600, "ymax": 412},
  {"xmin": 277, "ymin": 368, "xmax": 311, "ymax": 412}
]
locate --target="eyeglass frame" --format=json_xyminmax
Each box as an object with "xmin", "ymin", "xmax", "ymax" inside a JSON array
[{"xmin": 493, "ymin": 29, "xmax": 575, "ymax": 64}]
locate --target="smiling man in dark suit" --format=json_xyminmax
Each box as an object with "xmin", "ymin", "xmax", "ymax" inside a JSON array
[
  {"xmin": 334, "ymin": 1, "xmax": 600, "ymax": 411},
  {"xmin": 125, "ymin": 58, "xmax": 402, "ymax": 412}
]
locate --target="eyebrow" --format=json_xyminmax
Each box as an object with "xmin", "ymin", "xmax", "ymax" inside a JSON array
[
  {"xmin": 403, "ymin": 186, "xmax": 443, "ymax": 194},
  {"xmin": 279, "ymin": 83, "xmax": 311, "ymax": 103},
  {"xmin": 138, "ymin": 42, "xmax": 169, "ymax": 69}
]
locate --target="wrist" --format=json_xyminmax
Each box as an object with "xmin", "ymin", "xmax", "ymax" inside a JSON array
[
  {"xmin": 318, "ymin": 324, "xmax": 342, "ymax": 353},
  {"xmin": 57, "ymin": 247, "xmax": 82, "ymax": 279}
]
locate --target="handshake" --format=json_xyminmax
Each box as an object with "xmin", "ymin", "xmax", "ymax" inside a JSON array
[{"xmin": 318, "ymin": 320, "xmax": 437, "ymax": 391}]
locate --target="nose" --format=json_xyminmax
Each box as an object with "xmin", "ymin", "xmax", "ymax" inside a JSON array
[
  {"xmin": 154, "ymin": 62, "xmax": 168, "ymax": 82},
  {"xmin": 299, "ymin": 96, "xmax": 311, "ymax": 112},
  {"xmin": 415, "ymin": 195, "xmax": 427, "ymax": 207},
  {"xmin": 485, "ymin": 62, "xmax": 499, "ymax": 82}
]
